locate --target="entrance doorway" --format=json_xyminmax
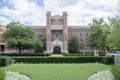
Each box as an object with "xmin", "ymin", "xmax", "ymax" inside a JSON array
[{"xmin": 53, "ymin": 46, "xmax": 61, "ymax": 54}]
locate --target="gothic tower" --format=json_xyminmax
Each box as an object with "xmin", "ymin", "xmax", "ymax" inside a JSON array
[{"xmin": 46, "ymin": 11, "xmax": 68, "ymax": 53}]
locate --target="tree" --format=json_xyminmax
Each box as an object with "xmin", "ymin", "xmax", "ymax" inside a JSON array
[
  {"xmin": 68, "ymin": 36, "xmax": 79, "ymax": 53},
  {"xmin": 34, "ymin": 31, "xmax": 45, "ymax": 53},
  {"xmin": 86, "ymin": 18, "xmax": 110, "ymax": 51},
  {"xmin": 106, "ymin": 17, "xmax": 120, "ymax": 50},
  {"xmin": 35, "ymin": 37, "xmax": 44, "ymax": 53},
  {"xmin": 3, "ymin": 22, "xmax": 36, "ymax": 53},
  {"xmin": 6, "ymin": 21, "xmax": 23, "ymax": 28}
]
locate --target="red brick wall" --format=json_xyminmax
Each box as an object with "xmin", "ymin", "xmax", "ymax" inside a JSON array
[{"xmin": 0, "ymin": 26, "xmax": 6, "ymax": 42}]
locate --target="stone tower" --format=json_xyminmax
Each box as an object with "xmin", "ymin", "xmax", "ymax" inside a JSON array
[{"xmin": 46, "ymin": 11, "xmax": 68, "ymax": 53}]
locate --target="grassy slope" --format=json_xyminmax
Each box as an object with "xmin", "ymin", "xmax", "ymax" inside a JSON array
[{"xmin": 3, "ymin": 63, "xmax": 111, "ymax": 80}]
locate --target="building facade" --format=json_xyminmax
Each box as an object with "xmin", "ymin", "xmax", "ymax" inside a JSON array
[
  {"xmin": 33, "ymin": 11, "xmax": 91, "ymax": 53},
  {"xmin": 0, "ymin": 25, "xmax": 6, "ymax": 52},
  {"xmin": 0, "ymin": 11, "xmax": 91, "ymax": 53}
]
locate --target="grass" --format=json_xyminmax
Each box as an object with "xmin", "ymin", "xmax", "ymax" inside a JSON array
[
  {"xmin": 3, "ymin": 63, "xmax": 111, "ymax": 80},
  {"xmin": 0, "ymin": 68, "xmax": 5, "ymax": 80}
]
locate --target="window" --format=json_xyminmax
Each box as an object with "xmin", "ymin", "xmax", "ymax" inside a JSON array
[
  {"xmin": 74, "ymin": 31, "xmax": 77, "ymax": 37},
  {"xmin": 80, "ymin": 46, "xmax": 83, "ymax": 49},
  {"xmin": 68, "ymin": 31, "xmax": 71, "ymax": 40},
  {"xmin": 80, "ymin": 32, "xmax": 83, "ymax": 41},
  {"xmin": 36, "ymin": 32, "xmax": 41, "ymax": 37},
  {"xmin": 86, "ymin": 32, "xmax": 89, "ymax": 41},
  {"xmin": 59, "ymin": 31, "xmax": 62, "ymax": 41}
]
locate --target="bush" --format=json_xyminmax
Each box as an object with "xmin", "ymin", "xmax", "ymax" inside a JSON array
[
  {"xmin": 63, "ymin": 52, "xmax": 94, "ymax": 56},
  {"xmin": 63, "ymin": 53, "xmax": 83, "ymax": 56},
  {"xmin": 0, "ymin": 56, "xmax": 11, "ymax": 67},
  {"xmin": 12, "ymin": 56, "xmax": 114, "ymax": 64},
  {"xmin": 101, "ymin": 57, "xmax": 114, "ymax": 64},
  {"xmin": 1, "ymin": 53, "xmax": 50, "ymax": 57},
  {"xmin": 83, "ymin": 52, "xmax": 94, "ymax": 56},
  {"xmin": 0, "ymin": 68, "xmax": 5, "ymax": 80},
  {"xmin": 99, "ymin": 52, "xmax": 105, "ymax": 56},
  {"xmin": 112, "ymin": 65, "xmax": 120, "ymax": 80}
]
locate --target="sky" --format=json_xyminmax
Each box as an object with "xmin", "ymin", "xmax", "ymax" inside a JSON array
[{"xmin": 0, "ymin": 0, "xmax": 119, "ymax": 26}]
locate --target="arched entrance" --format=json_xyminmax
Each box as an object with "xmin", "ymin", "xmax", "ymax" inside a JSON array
[{"xmin": 53, "ymin": 46, "xmax": 61, "ymax": 54}]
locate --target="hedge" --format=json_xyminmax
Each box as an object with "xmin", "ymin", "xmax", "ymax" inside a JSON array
[
  {"xmin": 0, "ymin": 56, "xmax": 11, "ymax": 67},
  {"xmin": 63, "ymin": 53, "xmax": 94, "ymax": 56},
  {"xmin": 12, "ymin": 56, "xmax": 114, "ymax": 65},
  {"xmin": 63, "ymin": 52, "xmax": 106, "ymax": 56},
  {"xmin": 0, "ymin": 53, "xmax": 50, "ymax": 57},
  {"xmin": 112, "ymin": 65, "xmax": 120, "ymax": 80}
]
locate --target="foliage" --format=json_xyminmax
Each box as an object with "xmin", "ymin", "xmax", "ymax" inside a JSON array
[
  {"xmin": 0, "ymin": 56, "xmax": 11, "ymax": 67},
  {"xmin": 63, "ymin": 52, "xmax": 94, "ymax": 56},
  {"xmin": 6, "ymin": 21, "xmax": 23, "ymax": 29},
  {"xmin": 0, "ymin": 68, "xmax": 5, "ymax": 80},
  {"xmin": 106, "ymin": 17, "xmax": 120, "ymax": 50},
  {"xmin": 63, "ymin": 53, "xmax": 83, "ymax": 56},
  {"xmin": 35, "ymin": 37, "xmax": 44, "ymax": 53},
  {"xmin": 68, "ymin": 36, "xmax": 79, "ymax": 53},
  {"xmin": 111, "ymin": 65, "xmax": 120, "ymax": 80},
  {"xmin": 1, "ymin": 53, "xmax": 50, "ymax": 57},
  {"xmin": 2, "ymin": 22, "xmax": 36, "ymax": 53},
  {"xmin": 12, "ymin": 56, "xmax": 114, "ymax": 64},
  {"xmin": 86, "ymin": 18, "xmax": 110, "ymax": 49}
]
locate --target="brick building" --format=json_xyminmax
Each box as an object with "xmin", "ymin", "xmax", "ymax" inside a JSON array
[
  {"xmin": 0, "ymin": 25, "xmax": 6, "ymax": 52},
  {"xmin": 0, "ymin": 11, "xmax": 91, "ymax": 53},
  {"xmin": 33, "ymin": 11, "xmax": 91, "ymax": 53}
]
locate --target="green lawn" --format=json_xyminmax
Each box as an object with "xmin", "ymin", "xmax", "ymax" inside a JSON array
[{"xmin": 3, "ymin": 63, "xmax": 111, "ymax": 80}]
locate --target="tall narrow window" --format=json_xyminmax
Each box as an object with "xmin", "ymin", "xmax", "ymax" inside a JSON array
[
  {"xmin": 86, "ymin": 32, "xmax": 89, "ymax": 41},
  {"xmin": 80, "ymin": 32, "xmax": 83, "ymax": 41},
  {"xmin": 56, "ymin": 32, "xmax": 58, "ymax": 38},
  {"xmin": 74, "ymin": 31, "xmax": 77, "ymax": 37},
  {"xmin": 68, "ymin": 31, "xmax": 71, "ymax": 40}
]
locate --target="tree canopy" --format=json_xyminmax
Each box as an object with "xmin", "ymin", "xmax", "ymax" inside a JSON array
[
  {"xmin": 86, "ymin": 18, "xmax": 110, "ymax": 49},
  {"xmin": 106, "ymin": 16, "xmax": 120, "ymax": 50},
  {"xmin": 3, "ymin": 22, "xmax": 36, "ymax": 53},
  {"xmin": 34, "ymin": 35, "xmax": 45, "ymax": 53},
  {"xmin": 68, "ymin": 36, "xmax": 79, "ymax": 53}
]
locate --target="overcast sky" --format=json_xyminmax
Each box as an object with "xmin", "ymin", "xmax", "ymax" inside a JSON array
[{"xmin": 0, "ymin": 0, "xmax": 119, "ymax": 26}]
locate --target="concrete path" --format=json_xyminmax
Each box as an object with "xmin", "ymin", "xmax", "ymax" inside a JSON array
[
  {"xmin": 114, "ymin": 57, "xmax": 120, "ymax": 66},
  {"xmin": 50, "ymin": 54, "xmax": 64, "ymax": 57}
]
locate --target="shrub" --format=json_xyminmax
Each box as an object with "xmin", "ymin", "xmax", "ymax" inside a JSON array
[
  {"xmin": 83, "ymin": 52, "xmax": 94, "ymax": 56},
  {"xmin": 99, "ymin": 52, "xmax": 105, "ymax": 56},
  {"xmin": 12, "ymin": 56, "xmax": 114, "ymax": 64},
  {"xmin": 0, "ymin": 56, "xmax": 11, "ymax": 67},
  {"xmin": 0, "ymin": 68, "xmax": 5, "ymax": 80},
  {"xmin": 112, "ymin": 65, "xmax": 120, "ymax": 80},
  {"xmin": 63, "ymin": 52, "xmax": 94, "ymax": 56},
  {"xmin": 0, "ymin": 53, "xmax": 50, "ymax": 57},
  {"xmin": 63, "ymin": 53, "xmax": 83, "ymax": 56},
  {"xmin": 101, "ymin": 57, "xmax": 114, "ymax": 64}
]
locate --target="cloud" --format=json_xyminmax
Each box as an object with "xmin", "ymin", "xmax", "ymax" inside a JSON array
[
  {"xmin": 0, "ymin": 16, "xmax": 10, "ymax": 25},
  {"xmin": 0, "ymin": 0, "xmax": 119, "ymax": 26}
]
